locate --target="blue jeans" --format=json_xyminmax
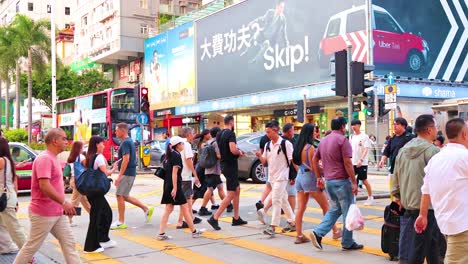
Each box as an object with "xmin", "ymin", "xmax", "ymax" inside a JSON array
[{"xmin": 314, "ymin": 179, "xmax": 355, "ymax": 248}]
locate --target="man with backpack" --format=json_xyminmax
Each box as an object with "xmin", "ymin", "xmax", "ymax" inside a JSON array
[
  {"xmin": 255, "ymin": 120, "xmax": 296, "ymax": 237},
  {"xmin": 198, "ymin": 127, "xmax": 226, "ymax": 216}
]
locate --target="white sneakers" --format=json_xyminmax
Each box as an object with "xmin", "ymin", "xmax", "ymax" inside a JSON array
[
  {"xmin": 84, "ymin": 240, "xmax": 116, "ymax": 254},
  {"xmin": 364, "ymin": 196, "xmax": 374, "ymax": 206},
  {"xmin": 84, "ymin": 247, "xmax": 104, "ymax": 254},
  {"xmin": 100, "ymin": 240, "xmax": 117, "ymax": 249}
]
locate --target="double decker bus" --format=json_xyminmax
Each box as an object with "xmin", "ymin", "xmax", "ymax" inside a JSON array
[{"xmin": 56, "ymin": 87, "xmax": 139, "ymax": 161}]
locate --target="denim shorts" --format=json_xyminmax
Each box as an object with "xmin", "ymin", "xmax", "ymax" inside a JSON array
[
  {"xmin": 295, "ymin": 171, "xmax": 317, "ymax": 192},
  {"xmin": 286, "ymin": 182, "xmax": 296, "ymax": 196}
]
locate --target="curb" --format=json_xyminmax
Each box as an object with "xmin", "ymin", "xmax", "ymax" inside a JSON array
[{"xmin": 356, "ymin": 193, "xmax": 390, "ymax": 201}]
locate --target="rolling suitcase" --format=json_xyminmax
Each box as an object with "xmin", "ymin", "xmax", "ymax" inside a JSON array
[{"xmin": 381, "ymin": 201, "xmax": 405, "ymax": 261}]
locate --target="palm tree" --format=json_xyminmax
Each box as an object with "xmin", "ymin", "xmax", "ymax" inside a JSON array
[
  {"xmin": 10, "ymin": 15, "xmax": 50, "ymax": 143},
  {"xmin": 0, "ymin": 25, "xmax": 19, "ymax": 130}
]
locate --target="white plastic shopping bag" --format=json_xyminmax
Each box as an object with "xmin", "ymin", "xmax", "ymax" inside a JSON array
[{"xmin": 345, "ymin": 200, "xmax": 365, "ymax": 231}]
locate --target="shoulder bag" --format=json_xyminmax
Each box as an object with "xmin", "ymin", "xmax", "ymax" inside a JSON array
[
  {"xmin": 75, "ymin": 154, "xmax": 112, "ymax": 196},
  {"xmin": 0, "ymin": 157, "xmax": 8, "ymax": 212}
]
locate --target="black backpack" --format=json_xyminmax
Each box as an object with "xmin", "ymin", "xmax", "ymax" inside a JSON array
[
  {"xmin": 198, "ymin": 141, "xmax": 217, "ymax": 169},
  {"xmin": 265, "ymin": 139, "xmax": 297, "ymax": 180}
]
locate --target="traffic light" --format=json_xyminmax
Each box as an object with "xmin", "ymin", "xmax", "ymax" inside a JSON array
[
  {"xmin": 140, "ymin": 87, "xmax": 149, "ymax": 113},
  {"xmin": 378, "ymin": 99, "xmax": 391, "ymax": 117},
  {"xmin": 362, "ymin": 91, "xmax": 374, "ymax": 117},
  {"xmin": 134, "ymin": 84, "xmax": 140, "ymax": 113},
  {"xmin": 331, "ymin": 50, "xmax": 347, "ymax": 97},
  {"xmin": 351, "ymin": 61, "xmax": 375, "ymax": 95}
]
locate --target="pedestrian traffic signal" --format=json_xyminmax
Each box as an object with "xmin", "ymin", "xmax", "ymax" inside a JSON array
[
  {"xmin": 351, "ymin": 61, "xmax": 374, "ymax": 95},
  {"xmin": 140, "ymin": 87, "xmax": 149, "ymax": 113},
  {"xmin": 378, "ymin": 99, "xmax": 390, "ymax": 117},
  {"xmin": 362, "ymin": 91, "xmax": 374, "ymax": 117},
  {"xmin": 331, "ymin": 50, "xmax": 347, "ymax": 97}
]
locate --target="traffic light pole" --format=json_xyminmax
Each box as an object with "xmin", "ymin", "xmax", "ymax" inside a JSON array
[{"xmin": 347, "ymin": 45, "xmax": 353, "ymax": 130}]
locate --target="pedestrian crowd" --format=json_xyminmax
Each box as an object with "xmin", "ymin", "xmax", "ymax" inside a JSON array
[{"xmin": 0, "ymin": 115, "xmax": 466, "ymax": 264}]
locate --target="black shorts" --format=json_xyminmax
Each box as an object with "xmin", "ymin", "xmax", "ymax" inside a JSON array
[
  {"xmin": 221, "ymin": 162, "xmax": 239, "ymax": 192},
  {"xmin": 161, "ymin": 181, "xmax": 187, "ymax": 205},
  {"xmin": 205, "ymin": 174, "xmax": 223, "ymax": 189},
  {"xmin": 354, "ymin": 165, "xmax": 368, "ymax": 181}
]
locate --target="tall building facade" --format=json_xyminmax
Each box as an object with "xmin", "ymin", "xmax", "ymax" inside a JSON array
[
  {"xmin": 73, "ymin": 0, "xmax": 159, "ymax": 87},
  {"xmin": 0, "ymin": 0, "xmax": 74, "ymax": 28}
]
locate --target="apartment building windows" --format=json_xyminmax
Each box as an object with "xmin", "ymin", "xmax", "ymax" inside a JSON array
[
  {"xmin": 27, "ymin": 2, "xmax": 33, "ymax": 11},
  {"xmin": 81, "ymin": 15, "xmax": 88, "ymax": 27},
  {"xmin": 65, "ymin": 7, "xmax": 70, "ymax": 15},
  {"xmin": 16, "ymin": 1, "xmax": 20, "ymax": 13},
  {"xmin": 140, "ymin": 24, "xmax": 148, "ymax": 35},
  {"xmin": 47, "ymin": 5, "xmax": 51, "ymax": 13},
  {"xmin": 139, "ymin": 0, "xmax": 148, "ymax": 9}
]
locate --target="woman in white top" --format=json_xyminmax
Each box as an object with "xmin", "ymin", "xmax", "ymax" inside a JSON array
[
  {"xmin": 66, "ymin": 141, "xmax": 91, "ymax": 225},
  {"xmin": 0, "ymin": 138, "xmax": 27, "ymax": 255},
  {"xmin": 83, "ymin": 136, "xmax": 118, "ymax": 253}
]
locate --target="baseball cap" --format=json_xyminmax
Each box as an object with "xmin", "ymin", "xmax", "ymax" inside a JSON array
[{"xmin": 169, "ymin": 136, "xmax": 186, "ymax": 146}]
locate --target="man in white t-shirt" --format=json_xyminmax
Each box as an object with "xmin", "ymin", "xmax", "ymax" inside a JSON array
[
  {"xmin": 350, "ymin": 120, "xmax": 373, "ymax": 205},
  {"xmin": 256, "ymin": 120, "xmax": 295, "ymax": 237},
  {"xmin": 176, "ymin": 127, "xmax": 201, "ymax": 229}
]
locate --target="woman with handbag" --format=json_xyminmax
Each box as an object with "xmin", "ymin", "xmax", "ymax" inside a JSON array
[
  {"xmin": 67, "ymin": 141, "xmax": 91, "ymax": 226},
  {"xmin": 0, "ymin": 138, "xmax": 27, "ymax": 254},
  {"xmin": 157, "ymin": 136, "xmax": 203, "ymax": 240},
  {"xmin": 83, "ymin": 136, "xmax": 118, "ymax": 253}
]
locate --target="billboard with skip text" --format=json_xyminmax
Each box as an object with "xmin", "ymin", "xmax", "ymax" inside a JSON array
[
  {"xmin": 145, "ymin": 22, "xmax": 196, "ymax": 110},
  {"xmin": 196, "ymin": 0, "xmax": 366, "ymax": 101},
  {"xmin": 196, "ymin": 0, "xmax": 467, "ymax": 102}
]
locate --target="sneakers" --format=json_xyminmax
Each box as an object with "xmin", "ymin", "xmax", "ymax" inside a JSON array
[
  {"xmin": 281, "ymin": 222, "xmax": 296, "ymax": 233},
  {"xmin": 342, "ymin": 242, "xmax": 364, "ymax": 250},
  {"xmin": 192, "ymin": 229, "xmax": 205, "ymax": 238},
  {"xmin": 332, "ymin": 228, "xmax": 343, "ymax": 240},
  {"xmin": 157, "ymin": 233, "xmax": 170, "ymax": 240},
  {"xmin": 176, "ymin": 221, "xmax": 189, "ymax": 229},
  {"xmin": 227, "ymin": 203, "xmax": 233, "ymax": 213},
  {"xmin": 310, "ymin": 231, "xmax": 323, "ymax": 250},
  {"xmin": 110, "ymin": 222, "xmax": 127, "ymax": 230},
  {"xmin": 211, "ymin": 204, "xmax": 220, "ymax": 210},
  {"xmin": 232, "ymin": 217, "xmax": 248, "ymax": 226},
  {"xmin": 255, "ymin": 201, "xmax": 264, "ymax": 211},
  {"xmin": 198, "ymin": 207, "xmax": 212, "ymax": 216},
  {"xmin": 84, "ymin": 247, "xmax": 104, "ymax": 254},
  {"xmin": 145, "ymin": 207, "xmax": 155, "ymax": 223},
  {"xmin": 257, "ymin": 208, "xmax": 266, "ymax": 225},
  {"xmin": 364, "ymin": 196, "xmax": 374, "ymax": 206},
  {"xmin": 207, "ymin": 216, "xmax": 221, "ymax": 230},
  {"xmin": 100, "ymin": 240, "xmax": 117, "ymax": 249},
  {"xmin": 193, "ymin": 217, "xmax": 202, "ymax": 224},
  {"xmin": 263, "ymin": 225, "xmax": 275, "ymax": 237},
  {"xmin": 294, "ymin": 235, "xmax": 311, "ymax": 244}
]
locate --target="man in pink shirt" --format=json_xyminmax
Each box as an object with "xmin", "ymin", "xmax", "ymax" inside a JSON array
[{"xmin": 14, "ymin": 128, "xmax": 81, "ymax": 264}]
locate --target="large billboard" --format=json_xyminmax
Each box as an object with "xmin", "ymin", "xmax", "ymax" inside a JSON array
[
  {"xmin": 145, "ymin": 22, "xmax": 196, "ymax": 110},
  {"xmin": 196, "ymin": 0, "xmax": 366, "ymax": 101},
  {"xmin": 373, "ymin": 0, "xmax": 467, "ymax": 81},
  {"xmin": 196, "ymin": 0, "xmax": 467, "ymax": 102}
]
